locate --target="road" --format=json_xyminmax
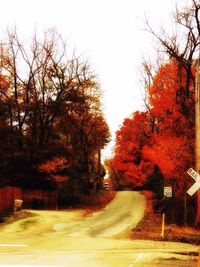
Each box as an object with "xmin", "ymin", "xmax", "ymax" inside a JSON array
[{"xmin": 0, "ymin": 191, "xmax": 198, "ymax": 266}]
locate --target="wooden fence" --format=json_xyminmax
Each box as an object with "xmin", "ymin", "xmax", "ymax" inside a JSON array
[
  {"xmin": 0, "ymin": 186, "xmax": 58, "ymax": 212},
  {"xmin": 0, "ymin": 186, "xmax": 22, "ymax": 212},
  {"xmin": 23, "ymin": 189, "xmax": 58, "ymax": 210}
]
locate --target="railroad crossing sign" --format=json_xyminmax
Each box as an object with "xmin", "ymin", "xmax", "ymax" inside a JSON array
[{"xmin": 187, "ymin": 168, "xmax": 200, "ymax": 196}]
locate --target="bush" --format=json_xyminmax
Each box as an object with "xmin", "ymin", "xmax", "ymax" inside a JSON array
[{"xmin": 0, "ymin": 210, "xmax": 12, "ymax": 223}]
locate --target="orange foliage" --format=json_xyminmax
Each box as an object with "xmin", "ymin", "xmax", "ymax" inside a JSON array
[
  {"xmin": 38, "ymin": 156, "xmax": 69, "ymax": 173},
  {"xmin": 142, "ymin": 134, "xmax": 194, "ymax": 193},
  {"xmin": 112, "ymin": 59, "xmax": 195, "ymax": 196},
  {"xmin": 38, "ymin": 156, "xmax": 70, "ymax": 183},
  {"xmin": 149, "ymin": 59, "xmax": 195, "ymax": 135},
  {"xmin": 52, "ymin": 175, "xmax": 68, "ymax": 182},
  {"xmin": 112, "ymin": 111, "xmax": 152, "ymax": 187}
]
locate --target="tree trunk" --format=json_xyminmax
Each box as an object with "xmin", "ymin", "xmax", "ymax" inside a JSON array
[
  {"xmin": 184, "ymin": 193, "xmax": 187, "ymax": 226},
  {"xmin": 195, "ymin": 64, "xmax": 200, "ymax": 227}
]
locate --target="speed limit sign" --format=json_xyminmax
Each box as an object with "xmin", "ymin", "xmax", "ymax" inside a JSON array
[{"xmin": 164, "ymin": 186, "xmax": 172, "ymax": 198}]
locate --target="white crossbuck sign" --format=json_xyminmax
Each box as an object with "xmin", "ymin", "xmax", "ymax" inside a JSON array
[{"xmin": 187, "ymin": 168, "xmax": 200, "ymax": 196}]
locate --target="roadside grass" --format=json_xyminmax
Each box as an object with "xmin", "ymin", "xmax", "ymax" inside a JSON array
[{"xmin": 129, "ymin": 191, "xmax": 200, "ymax": 245}]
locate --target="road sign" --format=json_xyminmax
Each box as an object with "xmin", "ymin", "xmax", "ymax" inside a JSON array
[
  {"xmin": 187, "ymin": 181, "xmax": 200, "ymax": 196},
  {"xmin": 187, "ymin": 168, "xmax": 200, "ymax": 181},
  {"xmin": 164, "ymin": 186, "xmax": 172, "ymax": 198},
  {"xmin": 187, "ymin": 168, "xmax": 200, "ymax": 196}
]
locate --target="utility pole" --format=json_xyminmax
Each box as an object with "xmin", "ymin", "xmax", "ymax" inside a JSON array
[
  {"xmin": 97, "ymin": 148, "xmax": 102, "ymax": 189},
  {"xmin": 195, "ymin": 61, "xmax": 200, "ymax": 226}
]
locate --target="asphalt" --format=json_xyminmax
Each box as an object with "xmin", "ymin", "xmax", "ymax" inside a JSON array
[{"xmin": 0, "ymin": 191, "xmax": 198, "ymax": 266}]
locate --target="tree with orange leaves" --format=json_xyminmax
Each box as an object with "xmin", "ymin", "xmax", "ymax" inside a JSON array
[
  {"xmin": 112, "ymin": 111, "xmax": 153, "ymax": 188},
  {"xmin": 112, "ymin": 59, "xmax": 195, "ymax": 198}
]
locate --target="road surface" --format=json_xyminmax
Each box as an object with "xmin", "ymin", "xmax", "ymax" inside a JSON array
[{"xmin": 0, "ymin": 191, "xmax": 198, "ymax": 266}]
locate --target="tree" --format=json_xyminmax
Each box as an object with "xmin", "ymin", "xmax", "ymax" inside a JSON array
[
  {"xmin": 0, "ymin": 28, "xmax": 110, "ymax": 195},
  {"xmin": 104, "ymin": 158, "xmax": 122, "ymax": 190},
  {"xmin": 112, "ymin": 111, "xmax": 153, "ymax": 188},
  {"xmin": 112, "ymin": 58, "xmax": 195, "ymax": 224},
  {"xmin": 145, "ymin": 0, "xmax": 199, "ymax": 225}
]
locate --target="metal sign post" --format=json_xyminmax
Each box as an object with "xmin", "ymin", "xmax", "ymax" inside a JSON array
[
  {"xmin": 161, "ymin": 213, "xmax": 165, "ymax": 239},
  {"xmin": 161, "ymin": 186, "xmax": 172, "ymax": 238}
]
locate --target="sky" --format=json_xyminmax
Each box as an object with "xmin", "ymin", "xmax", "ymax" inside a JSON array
[{"xmin": 0, "ymin": 0, "xmax": 188, "ymax": 158}]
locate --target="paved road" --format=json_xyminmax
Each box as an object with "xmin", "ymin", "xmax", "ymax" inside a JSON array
[
  {"xmin": 0, "ymin": 250, "xmax": 197, "ymax": 267},
  {"xmin": 0, "ymin": 191, "xmax": 198, "ymax": 266},
  {"xmin": 53, "ymin": 191, "xmax": 146, "ymax": 237}
]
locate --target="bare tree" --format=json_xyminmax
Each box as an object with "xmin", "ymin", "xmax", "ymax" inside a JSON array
[{"xmin": 0, "ymin": 29, "xmax": 101, "ymax": 150}]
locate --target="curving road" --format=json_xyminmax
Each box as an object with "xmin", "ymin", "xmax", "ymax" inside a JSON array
[
  {"xmin": 53, "ymin": 191, "xmax": 146, "ymax": 237},
  {"xmin": 0, "ymin": 191, "xmax": 198, "ymax": 267}
]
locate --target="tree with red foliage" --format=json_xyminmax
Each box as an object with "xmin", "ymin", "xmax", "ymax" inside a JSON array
[
  {"xmin": 112, "ymin": 111, "xmax": 153, "ymax": 188},
  {"xmin": 112, "ymin": 59, "xmax": 195, "ymax": 199},
  {"xmin": 111, "ymin": 0, "xmax": 199, "ymax": 224},
  {"xmin": 142, "ymin": 59, "xmax": 195, "ymax": 197},
  {"xmin": 38, "ymin": 156, "xmax": 69, "ymax": 183},
  {"xmin": 143, "ymin": 0, "xmax": 200, "ymax": 224},
  {"xmin": 148, "ymin": 59, "xmax": 195, "ymax": 134}
]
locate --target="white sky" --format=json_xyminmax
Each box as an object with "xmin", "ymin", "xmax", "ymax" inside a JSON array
[{"xmin": 0, "ymin": 0, "xmax": 188, "ymax": 158}]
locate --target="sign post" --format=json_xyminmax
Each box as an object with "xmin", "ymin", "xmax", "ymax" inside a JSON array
[
  {"xmin": 161, "ymin": 213, "xmax": 165, "ymax": 239},
  {"xmin": 161, "ymin": 186, "xmax": 172, "ymax": 238}
]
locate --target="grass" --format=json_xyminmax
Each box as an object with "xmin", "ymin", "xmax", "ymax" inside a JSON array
[{"xmin": 129, "ymin": 191, "xmax": 200, "ymax": 245}]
